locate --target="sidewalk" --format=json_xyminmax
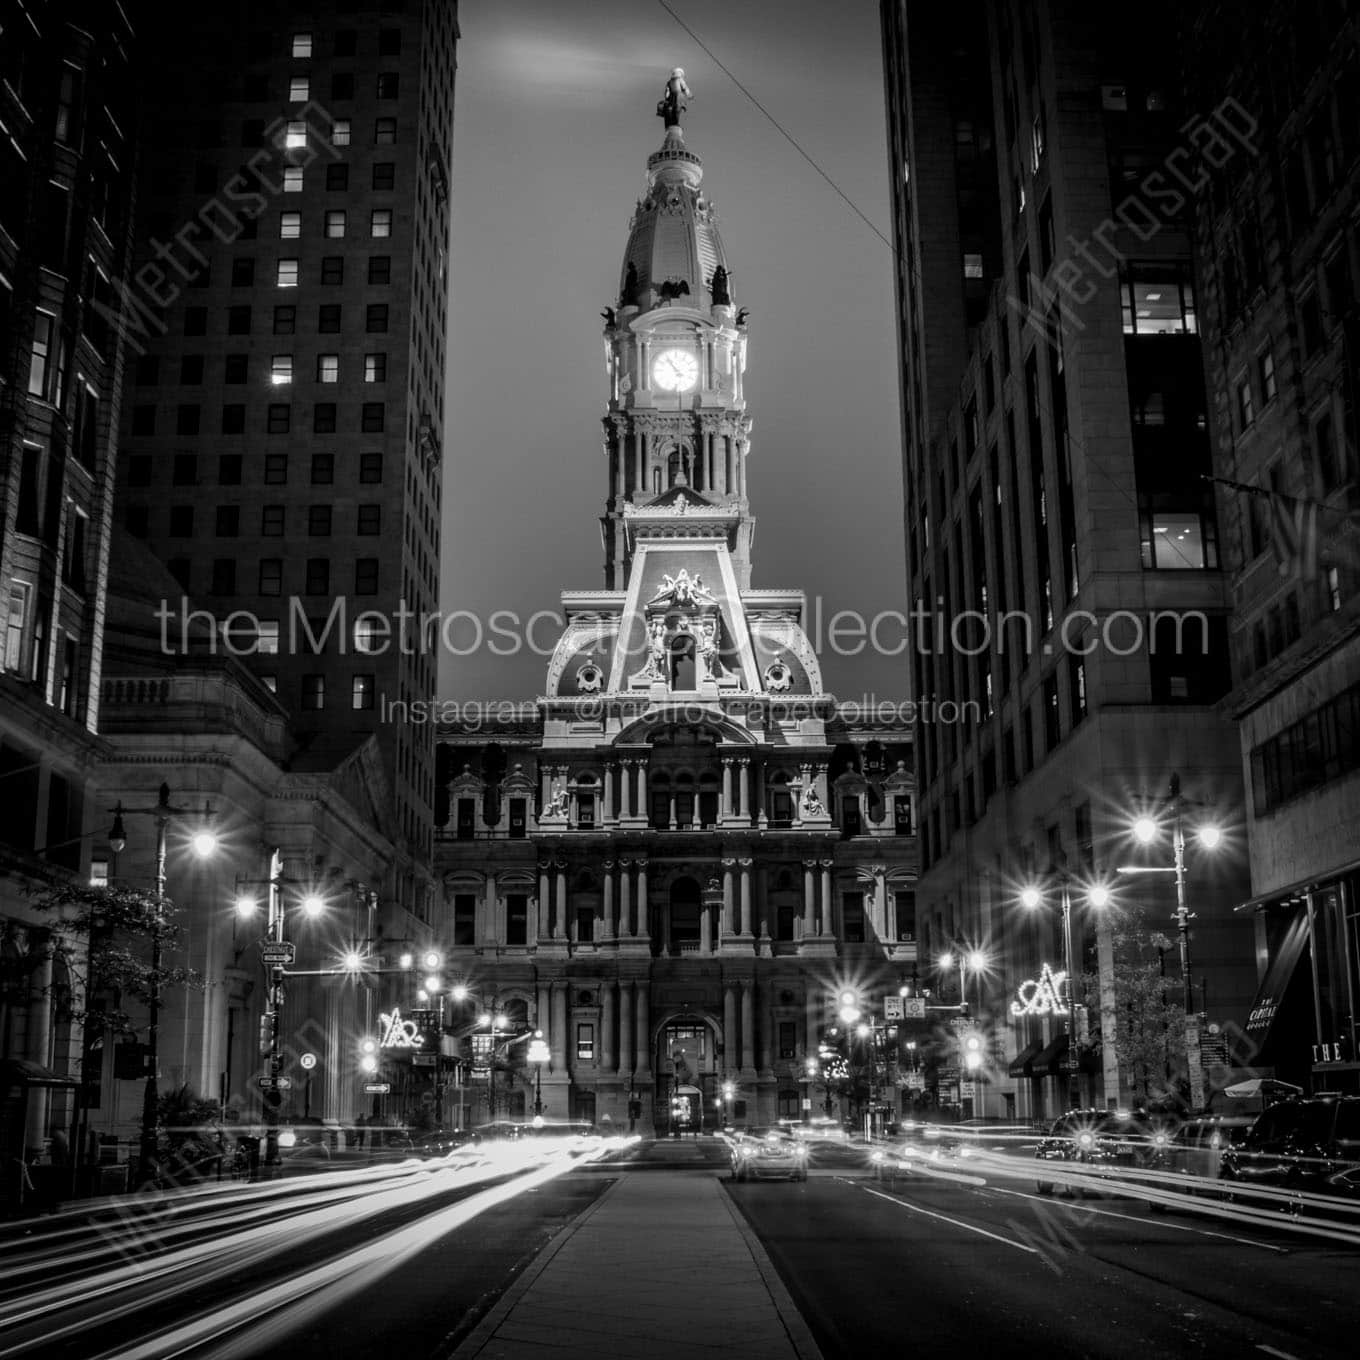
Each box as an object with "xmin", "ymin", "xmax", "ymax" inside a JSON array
[{"xmin": 450, "ymin": 1171, "xmax": 823, "ymax": 1360}]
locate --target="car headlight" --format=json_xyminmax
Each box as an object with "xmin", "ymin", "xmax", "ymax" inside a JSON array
[{"xmin": 1077, "ymin": 1132, "xmax": 1095, "ymax": 1150}]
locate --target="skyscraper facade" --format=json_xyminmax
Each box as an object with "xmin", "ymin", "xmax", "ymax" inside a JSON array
[
  {"xmin": 1180, "ymin": 0, "xmax": 1360, "ymax": 1091},
  {"xmin": 881, "ymin": 0, "xmax": 1255, "ymax": 1116},
  {"xmin": 0, "ymin": 0, "xmax": 139, "ymax": 1154},
  {"xmin": 113, "ymin": 0, "xmax": 458, "ymax": 917}
]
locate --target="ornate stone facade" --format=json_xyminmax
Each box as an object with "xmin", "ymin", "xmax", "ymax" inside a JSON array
[{"xmin": 433, "ymin": 94, "xmax": 918, "ymax": 1135}]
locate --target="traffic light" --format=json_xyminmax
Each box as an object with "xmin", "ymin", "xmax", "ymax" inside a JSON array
[
  {"xmin": 258, "ymin": 1013, "xmax": 273, "ymax": 1055},
  {"xmin": 358, "ymin": 1036, "xmax": 379, "ymax": 1074},
  {"xmin": 960, "ymin": 1029, "xmax": 985, "ymax": 1072}
]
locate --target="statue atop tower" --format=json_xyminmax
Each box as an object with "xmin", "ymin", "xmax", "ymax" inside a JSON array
[{"xmin": 657, "ymin": 67, "xmax": 691, "ymax": 128}]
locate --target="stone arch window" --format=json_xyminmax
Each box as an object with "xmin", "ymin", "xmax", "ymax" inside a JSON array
[
  {"xmin": 649, "ymin": 771, "xmax": 671, "ymax": 829},
  {"xmin": 574, "ymin": 772, "xmax": 598, "ymax": 829},
  {"xmin": 698, "ymin": 770, "xmax": 719, "ymax": 828},
  {"xmin": 665, "ymin": 443, "xmax": 695, "ymax": 489},
  {"xmin": 674, "ymin": 771, "xmax": 696, "ymax": 829}
]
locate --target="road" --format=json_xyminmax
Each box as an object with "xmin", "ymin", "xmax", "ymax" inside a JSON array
[{"xmin": 1, "ymin": 1136, "xmax": 1357, "ymax": 1359}]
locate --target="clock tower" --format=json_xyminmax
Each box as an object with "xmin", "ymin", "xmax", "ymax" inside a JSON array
[{"xmin": 601, "ymin": 99, "xmax": 753, "ymax": 589}]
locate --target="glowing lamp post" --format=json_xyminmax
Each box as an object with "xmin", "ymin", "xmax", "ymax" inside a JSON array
[
  {"xmin": 107, "ymin": 784, "xmax": 217, "ymax": 1190},
  {"xmin": 1120, "ymin": 773, "xmax": 1223, "ymax": 1109},
  {"xmin": 528, "ymin": 1031, "xmax": 550, "ymax": 1124}
]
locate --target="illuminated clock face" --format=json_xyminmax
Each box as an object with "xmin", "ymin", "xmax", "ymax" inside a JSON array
[{"xmin": 652, "ymin": 348, "xmax": 699, "ymax": 392}]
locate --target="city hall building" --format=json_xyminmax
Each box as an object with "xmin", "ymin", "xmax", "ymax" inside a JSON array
[{"xmin": 431, "ymin": 91, "xmax": 918, "ymax": 1136}]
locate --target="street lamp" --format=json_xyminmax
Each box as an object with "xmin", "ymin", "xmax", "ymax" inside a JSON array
[
  {"xmin": 1119, "ymin": 772, "xmax": 1223, "ymax": 1109},
  {"xmin": 107, "ymin": 784, "xmax": 217, "ymax": 1190},
  {"xmin": 528, "ymin": 1030, "xmax": 550, "ymax": 1124},
  {"xmin": 1020, "ymin": 867, "xmax": 1109, "ymax": 1110}
]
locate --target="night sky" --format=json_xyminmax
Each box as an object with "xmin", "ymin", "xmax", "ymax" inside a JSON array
[{"xmin": 439, "ymin": 0, "xmax": 908, "ymax": 702}]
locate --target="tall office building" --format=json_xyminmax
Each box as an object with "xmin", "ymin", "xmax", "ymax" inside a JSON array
[
  {"xmin": 426, "ymin": 85, "xmax": 919, "ymax": 1136},
  {"xmin": 113, "ymin": 0, "xmax": 458, "ymax": 916},
  {"xmin": 1180, "ymin": 1, "xmax": 1360, "ymax": 1091},
  {"xmin": 881, "ymin": 0, "xmax": 1255, "ymax": 1117},
  {"xmin": 0, "ymin": 0, "xmax": 139, "ymax": 1158}
]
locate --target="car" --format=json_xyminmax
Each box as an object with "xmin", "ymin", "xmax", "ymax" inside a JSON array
[
  {"xmin": 1034, "ymin": 1109, "xmax": 1177, "ymax": 1195},
  {"xmin": 730, "ymin": 1126, "xmax": 809, "ymax": 1182},
  {"xmin": 412, "ymin": 1128, "xmax": 483, "ymax": 1158},
  {"xmin": 1149, "ymin": 1114, "xmax": 1255, "ymax": 1185},
  {"xmin": 1219, "ymin": 1095, "xmax": 1360, "ymax": 1202}
]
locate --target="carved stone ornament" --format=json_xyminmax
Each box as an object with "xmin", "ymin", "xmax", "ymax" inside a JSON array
[
  {"xmin": 576, "ymin": 661, "xmax": 604, "ymax": 693},
  {"xmin": 764, "ymin": 659, "xmax": 792, "ymax": 692}
]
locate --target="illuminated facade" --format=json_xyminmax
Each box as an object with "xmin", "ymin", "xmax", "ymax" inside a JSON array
[{"xmin": 432, "ymin": 90, "xmax": 918, "ymax": 1135}]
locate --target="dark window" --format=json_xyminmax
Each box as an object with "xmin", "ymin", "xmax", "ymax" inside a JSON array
[
  {"xmin": 378, "ymin": 27, "xmax": 401, "ymax": 56},
  {"xmin": 453, "ymin": 893, "xmax": 476, "ymax": 945},
  {"xmin": 231, "ymin": 257, "xmax": 254, "ymax": 287},
  {"xmin": 368, "ymin": 255, "xmax": 391, "ymax": 284},
  {"xmin": 360, "ymin": 452, "xmax": 383, "ymax": 483},
  {"xmin": 326, "ymin": 163, "xmax": 349, "ymax": 190},
  {"xmin": 215, "ymin": 505, "xmax": 239, "ymax": 536},
  {"xmin": 224, "ymin": 354, "xmax": 248, "ymax": 384},
  {"xmin": 357, "ymin": 504, "xmax": 380, "ymax": 534},
  {"xmin": 134, "ymin": 355, "xmax": 159, "ymax": 385},
  {"xmin": 1149, "ymin": 614, "xmax": 1232, "ymax": 704},
  {"xmin": 172, "ymin": 453, "xmax": 197, "ymax": 486},
  {"xmin": 311, "ymin": 452, "xmax": 334, "ymax": 484},
  {"xmin": 184, "ymin": 307, "xmax": 207, "ymax": 336},
  {"xmin": 376, "ymin": 73, "xmax": 399, "ymax": 99},
  {"xmin": 261, "ymin": 504, "xmax": 285, "ymax": 533},
  {"xmin": 227, "ymin": 304, "xmax": 251, "ymax": 334},
  {"xmin": 372, "ymin": 162, "xmax": 395, "ymax": 191},
  {"xmin": 321, "ymin": 256, "xmax": 343, "ymax": 285},
  {"xmin": 366, "ymin": 303, "xmax": 388, "ymax": 332},
  {"xmin": 304, "ymin": 558, "xmax": 329, "ymax": 594},
  {"xmin": 505, "ymin": 894, "xmax": 529, "ymax": 945},
  {"xmin": 361, "ymin": 402, "xmax": 384, "ymax": 432},
  {"xmin": 308, "ymin": 505, "xmax": 332, "ymax": 535},
  {"xmin": 221, "ymin": 402, "xmax": 247, "ymax": 433},
  {"xmin": 264, "ymin": 454, "xmax": 287, "ymax": 485},
  {"xmin": 258, "ymin": 559, "xmax": 282, "ymax": 595},
  {"xmin": 132, "ymin": 405, "xmax": 155, "ymax": 436},
  {"xmin": 330, "ymin": 72, "xmax": 355, "ymax": 100},
  {"xmin": 893, "ymin": 795, "xmax": 913, "ymax": 835},
  {"xmin": 125, "ymin": 504, "xmax": 149, "ymax": 536},
  {"xmin": 176, "ymin": 405, "xmax": 200, "ymax": 436},
  {"xmin": 355, "ymin": 558, "xmax": 378, "ymax": 594},
  {"xmin": 210, "ymin": 558, "xmax": 235, "ymax": 595},
  {"xmin": 318, "ymin": 304, "xmax": 341, "ymax": 333},
  {"xmin": 842, "ymin": 892, "xmax": 866, "ymax": 943},
  {"xmin": 302, "ymin": 674, "xmax": 325, "ymax": 710},
  {"xmin": 179, "ymin": 355, "xmax": 203, "ymax": 385},
  {"xmin": 334, "ymin": 29, "xmax": 356, "ymax": 56},
  {"xmin": 126, "ymin": 454, "xmax": 152, "ymax": 487},
  {"xmin": 273, "ymin": 305, "xmax": 296, "ymax": 334},
  {"xmin": 267, "ymin": 404, "xmax": 290, "ymax": 434},
  {"xmin": 313, "ymin": 402, "xmax": 337, "ymax": 433}
]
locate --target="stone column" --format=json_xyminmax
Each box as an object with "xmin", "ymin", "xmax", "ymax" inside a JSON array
[
  {"xmin": 736, "ymin": 758, "xmax": 750, "ymax": 821},
  {"xmin": 601, "ymin": 982, "xmax": 616, "ymax": 1072},
  {"xmin": 722, "ymin": 858, "xmax": 736, "ymax": 935},
  {"xmin": 619, "ymin": 983, "xmax": 634, "ymax": 1073},
  {"xmin": 537, "ymin": 863, "xmax": 552, "ymax": 939},
  {"xmin": 669, "ymin": 790, "xmax": 677, "ymax": 831},
  {"xmin": 537, "ymin": 983, "xmax": 551, "ymax": 1039},
  {"xmin": 740, "ymin": 983, "xmax": 755, "ymax": 1072},
  {"xmin": 603, "ymin": 764, "xmax": 615, "ymax": 823},
  {"xmin": 602, "ymin": 861, "xmax": 616, "ymax": 939},
  {"xmin": 619, "ymin": 859, "xmax": 632, "ymax": 937},
  {"xmin": 635, "ymin": 761, "xmax": 648, "ymax": 821},
  {"xmin": 636, "ymin": 860, "xmax": 650, "ymax": 942},
  {"xmin": 758, "ymin": 981, "xmax": 772, "ymax": 1071},
  {"xmin": 821, "ymin": 862, "xmax": 834, "ymax": 937},
  {"xmin": 551, "ymin": 983, "xmax": 568, "ymax": 1074},
  {"xmin": 803, "ymin": 860, "xmax": 816, "ymax": 937},
  {"xmin": 724, "ymin": 986, "xmax": 738, "ymax": 1069},
  {"xmin": 739, "ymin": 859, "xmax": 753, "ymax": 935},
  {"xmin": 634, "ymin": 983, "xmax": 651, "ymax": 1076},
  {"xmin": 700, "ymin": 900, "xmax": 712, "ymax": 955},
  {"xmin": 539, "ymin": 765, "xmax": 552, "ymax": 810},
  {"xmin": 721, "ymin": 759, "xmax": 733, "ymax": 820},
  {"xmin": 555, "ymin": 861, "xmax": 568, "ymax": 939}
]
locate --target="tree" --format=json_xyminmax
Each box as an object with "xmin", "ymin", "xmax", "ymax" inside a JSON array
[
  {"xmin": 1083, "ymin": 913, "xmax": 1186, "ymax": 1108},
  {"xmin": 32, "ymin": 882, "xmax": 203, "ymax": 1036}
]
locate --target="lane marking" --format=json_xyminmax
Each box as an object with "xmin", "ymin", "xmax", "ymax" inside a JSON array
[
  {"xmin": 974, "ymin": 1183, "xmax": 1290, "ymax": 1253},
  {"xmin": 1257, "ymin": 1347, "xmax": 1299, "ymax": 1359},
  {"xmin": 860, "ymin": 1184, "xmax": 1038, "ymax": 1255}
]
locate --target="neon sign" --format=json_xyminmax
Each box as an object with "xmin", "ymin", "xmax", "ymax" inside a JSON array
[
  {"xmin": 1010, "ymin": 962, "xmax": 1068, "ymax": 1018},
  {"xmin": 378, "ymin": 1007, "xmax": 423, "ymax": 1049}
]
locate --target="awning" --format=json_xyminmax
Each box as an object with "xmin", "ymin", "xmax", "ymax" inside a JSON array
[
  {"xmin": 1242, "ymin": 912, "xmax": 1310, "ymax": 1056},
  {"xmin": 1007, "ymin": 1039, "xmax": 1043, "ymax": 1077},
  {"xmin": 1030, "ymin": 1032, "xmax": 1069, "ymax": 1078},
  {"xmin": 1234, "ymin": 852, "xmax": 1360, "ymax": 912},
  {"xmin": 1, "ymin": 1059, "xmax": 78, "ymax": 1088}
]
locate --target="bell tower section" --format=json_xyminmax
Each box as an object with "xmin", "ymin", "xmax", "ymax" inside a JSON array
[{"xmin": 600, "ymin": 98, "xmax": 754, "ymax": 591}]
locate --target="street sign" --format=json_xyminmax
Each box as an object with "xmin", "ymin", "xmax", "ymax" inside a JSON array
[
  {"xmin": 299, "ymin": 1053, "xmax": 317, "ymax": 1070},
  {"xmin": 256, "ymin": 1076, "xmax": 292, "ymax": 1090},
  {"xmin": 949, "ymin": 1015, "xmax": 971, "ymax": 1031},
  {"xmin": 411, "ymin": 1053, "xmax": 436, "ymax": 1067},
  {"xmin": 901, "ymin": 997, "xmax": 927, "ymax": 1019},
  {"xmin": 363, "ymin": 1082, "xmax": 391, "ymax": 1094},
  {"xmin": 960, "ymin": 1081, "xmax": 977, "ymax": 1098},
  {"xmin": 261, "ymin": 942, "xmax": 296, "ymax": 966},
  {"xmin": 883, "ymin": 996, "xmax": 904, "ymax": 1021}
]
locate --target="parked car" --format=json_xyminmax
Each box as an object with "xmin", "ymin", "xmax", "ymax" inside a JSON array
[
  {"xmin": 1034, "ymin": 1109, "xmax": 1177, "ymax": 1195},
  {"xmin": 730, "ymin": 1126, "xmax": 809, "ymax": 1182},
  {"xmin": 1149, "ymin": 1114, "xmax": 1255, "ymax": 1185},
  {"xmin": 1219, "ymin": 1095, "xmax": 1360, "ymax": 1202}
]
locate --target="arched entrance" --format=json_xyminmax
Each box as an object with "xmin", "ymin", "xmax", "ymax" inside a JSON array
[{"xmin": 655, "ymin": 1012, "xmax": 724, "ymax": 1134}]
